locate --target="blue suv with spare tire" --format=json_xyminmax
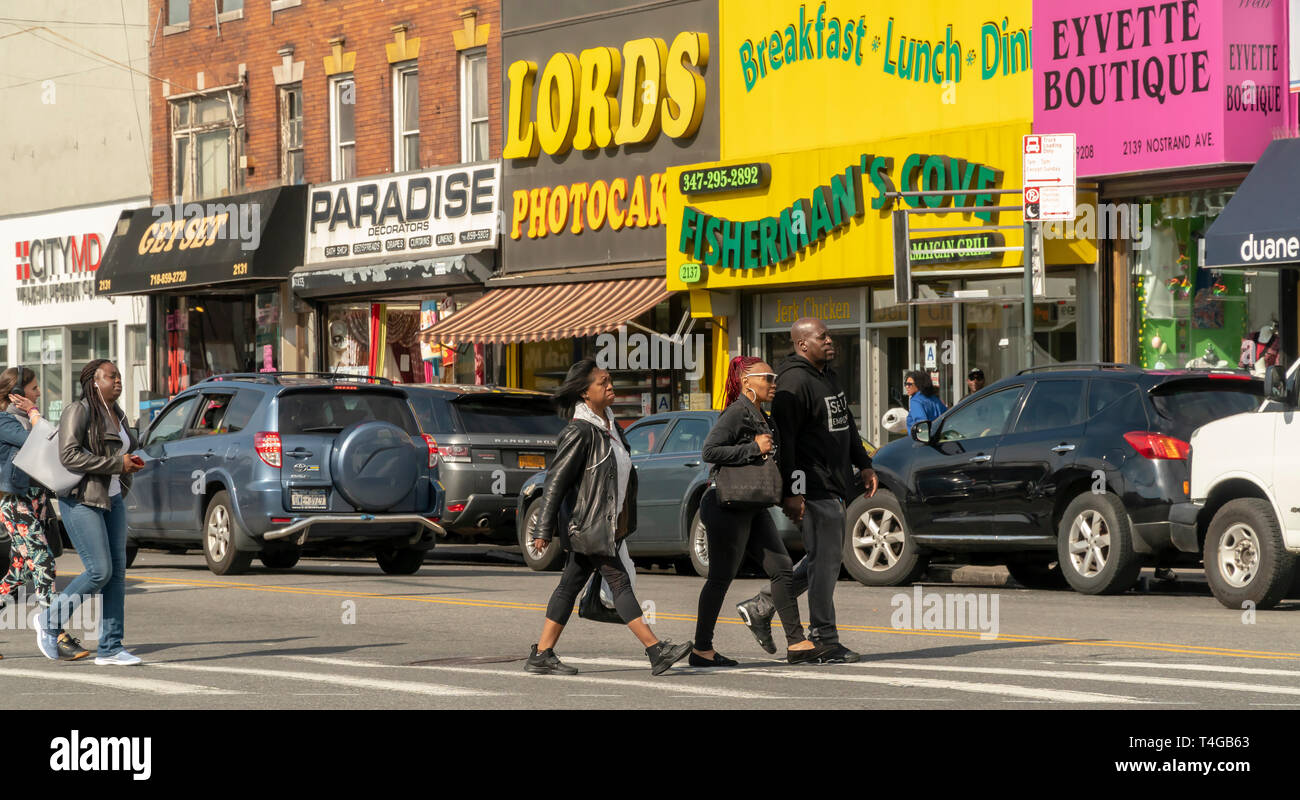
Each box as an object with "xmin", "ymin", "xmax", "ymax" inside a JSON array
[{"xmin": 124, "ymin": 372, "xmax": 444, "ymax": 576}]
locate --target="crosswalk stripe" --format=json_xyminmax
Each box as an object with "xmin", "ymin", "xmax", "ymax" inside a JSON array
[
  {"xmin": 556, "ymin": 657, "xmax": 1144, "ymax": 704},
  {"xmin": 867, "ymin": 661, "xmax": 1300, "ymax": 696},
  {"xmin": 1073, "ymin": 660, "xmax": 1300, "ymax": 678},
  {"xmin": 394, "ymin": 662, "xmax": 783, "ymax": 700},
  {"xmin": 0, "ymin": 665, "xmax": 238, "ymax": 695},
  {"xmin": 151, "ymin": 663, "xmax": 500, "ymax": 697}
]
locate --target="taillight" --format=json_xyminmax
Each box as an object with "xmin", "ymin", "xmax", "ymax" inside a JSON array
[
  {"xmin": 254, "ymin": 432, "xmax": 282, "ymax": 468},
  {"xmin": 1124, "ymin": 431, "xmax": 1190, "ymax": 460},
  {"xmin": 422, "ymin": 434, "xmax": 439, "ymax": 468},
  {"xmin": 446, "ymin": 502, "xmax": 466, "ymax": 513},
  {"xmin": 436, "ymin": 441, "xmax": 471, "ymax": 463}
]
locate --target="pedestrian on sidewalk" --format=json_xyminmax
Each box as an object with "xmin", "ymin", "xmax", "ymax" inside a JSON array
[
  {"xmin": 37, "ymin": 359, "xmax": 143, "ymax": 666},
  {"xmin": 736, "ymin": 318, "xmax": 876, "ymax": 663},
  {"xmin": 525, "ymin": 359, "xmax": 692, "ymax": 677},
  {"xmin": 692, "ymin": 356, "xmax": 824, "ymax": 667},
  {"xmin": 0, "ymin": 367, "xmax": 90, "ymax": 660},
  {"xmin": 905, "ymin": 370, "xmax": 947, "ymax": 433}
]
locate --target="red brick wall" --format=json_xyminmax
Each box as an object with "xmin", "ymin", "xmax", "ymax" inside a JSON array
[{"xmin": 148, "ymin": 0, "xmax": 501, "ymax": 204}]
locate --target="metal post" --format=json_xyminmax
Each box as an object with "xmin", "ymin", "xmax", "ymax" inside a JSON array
[{"xmin": 1023, "ymin": 221, "xmax": 1035, "ymax": 370}]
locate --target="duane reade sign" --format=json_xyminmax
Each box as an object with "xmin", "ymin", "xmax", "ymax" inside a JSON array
[{"xmin": 306, "ymin": 162, "xmax": 500, "ymax": 264}]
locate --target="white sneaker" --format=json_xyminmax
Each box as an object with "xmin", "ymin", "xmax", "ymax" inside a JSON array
[{"xmin": 94, "ymin": 650, "xmax": 142, "ymax": 666}]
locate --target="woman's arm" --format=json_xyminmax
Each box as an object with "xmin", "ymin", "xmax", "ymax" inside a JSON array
[
  {"xmin": 0, "ymin": 413, "xmax": 29, "ymax": 448},
  {"xmin": 58, "ymin": 403, "xmax": 123, "ymax": 476},
  {"xmin": 533, "ymin": 424, "xmax": 587, "ymax": 542},
  {"xmin": 702, "ymin": 403, "xmax": 760, "ymax": 466}
]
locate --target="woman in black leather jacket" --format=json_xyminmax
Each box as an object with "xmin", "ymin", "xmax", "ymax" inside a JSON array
[{"xmin": 525, "ymin": 359, "xmax": 693, "ymax": 677}]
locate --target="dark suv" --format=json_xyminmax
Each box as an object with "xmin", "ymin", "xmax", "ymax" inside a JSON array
[
  {"xmin": 401, "ymin": 385, "xmax": 564, "ymax": 541},
  {"xmin": 126, "ymin": 373, "xmax": 443, "ymax": 575},
  {"xmin": 853, "ymin": 364, "xmax": 1262, "ymax": 595}
]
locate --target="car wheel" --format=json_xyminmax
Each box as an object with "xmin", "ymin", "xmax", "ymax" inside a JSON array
[
  {"xmin": 688, "ymin": 509, "xmax": 709, "ymax": 577},
  {"xmin": 518, "ymin": 500, "xmax": 564, "ymax": 572},
  {"xmin": 1057, "ymin": 493, "xmax": 1141, "ymax": 595},
  {"xmin": 842, "ymin": 491, "xmax": 928, "ymax": 587},
  {"xmin": 124, "ymin": 545, "xmax": 139, "ymax": 569},
  {"xmin": 1204, "ymin": 498, "xmax": 1297, "ymax": 610},
  {"xmin": 260, "ymin": 547, "xmax": 301, "ymax": 570},
  {"xmin": 1005, "ymin": 558, "xmax": 1067, "ymax": 590},
  {"xmin": 203, "ymin": 491, "xmax": 253, "ymax": 576},
  {"xmin": 376, "ymin": 547, "xmax": 425, "ymax": 575}
]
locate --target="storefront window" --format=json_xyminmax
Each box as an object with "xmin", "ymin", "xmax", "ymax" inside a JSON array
[
  {"xmin": 20, "ymin": 324, "xmax": 113, "ymax": 422},
  {"xmin": 157, "ymin": 295, "xmax": 272, "ymax": 393},
  {"xmin": 1130, "ymin": 189, "xmax": 1274, "ymax": 370},
  {"xmin": 757, "ymin": 288, "xmax": 864, "ymax": 424},
  {"xmin": 960, "ymin": 276, "xmax": 1078, "ymax": 390},
  {"xmin": 329, "ymin": 298, "xmax": 476, "ymax": 384}
]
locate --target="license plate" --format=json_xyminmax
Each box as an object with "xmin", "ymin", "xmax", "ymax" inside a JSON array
[
  {"xmin": 290, "ymin": 489, "xmax": 328, "ymax": 510},
  {"xmin": 518, "ymin": 453, "xmax": 545, "ymax": 470}
]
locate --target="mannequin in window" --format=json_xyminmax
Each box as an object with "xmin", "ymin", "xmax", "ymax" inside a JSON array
[
  {"xmin": 1185, "ymin": 346, "xmax": 1228, "ymax": 369},
  {"xmin": 1241, "ymin": 318, "xmax": 1281, "ymax": 376}
]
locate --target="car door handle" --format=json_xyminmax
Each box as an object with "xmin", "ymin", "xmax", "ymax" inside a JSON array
[
  {"xmin": 969, "ymin": 454, "xmax": 992, "ymax": 463},
  {"xmin": 286, "ymin": 448, "xmax": 314, "ymax": 458},
  {"xmin": 1051, "ymin": 444, "xmax": 1076, "ymax": 454},
  {"xmin": 683, "ymin": 461, "xmax": 700, "ymax": 468}
]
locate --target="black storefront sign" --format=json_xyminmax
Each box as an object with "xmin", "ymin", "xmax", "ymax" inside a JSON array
[
  {"xmin": 95, "ymin": 185, "xmax": 307, "ymax": 295},
  {"xmin": 909, "ymin": 231, "xmax": 1007, "ymax": 265},
  {"xmin": 289, "ymin": 251, "xmax": 495, "ymax": 299}
]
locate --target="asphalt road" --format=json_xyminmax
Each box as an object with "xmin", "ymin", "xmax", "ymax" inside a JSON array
[{"xmin": 0, "ymin": 545, "xmax": 1296, "ymax": 710}]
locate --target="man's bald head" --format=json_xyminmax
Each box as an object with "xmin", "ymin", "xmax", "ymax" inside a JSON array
[
  {"xmin": 790, "ymin": 318, "xmax": 824, "ymax": 345},
  {"xmin": 790, "ymin": 317, "xmax": 835, "ymax": 368}
]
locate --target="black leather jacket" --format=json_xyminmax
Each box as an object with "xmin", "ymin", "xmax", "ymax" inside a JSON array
[
  {"xmin": 702, "ymin": 395, "xmax": 778, "ymax": 473},
  {"xmin": 533, "ymin": 418, "xmax": 638, "ymax": 557},
  {"xmin": 59, "ymin": 397, "xmax": 138, "ymax": 511}
]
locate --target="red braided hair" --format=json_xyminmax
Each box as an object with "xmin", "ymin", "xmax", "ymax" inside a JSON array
[{"xmin": 724, "ymin": 355, "xmax": 764, "ymax": 407}]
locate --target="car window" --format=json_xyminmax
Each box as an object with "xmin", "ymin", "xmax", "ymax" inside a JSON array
[
  {"xmin": 661, "ymin": 418, "xmax": 712, "ymax": 454},
  {"xmin": 1087, "ymin": 380, "xmax": 1147, "ymax": 425},
  {"xmin": 452, "ymin": 396, "xmax": 566, "ymax": 436},
  {"xmin": 1012, "ymin": 380, "xmax": 1085, "ymax": 434},
  {"xmin": 146, "ymin": 395, "xmax": 201, "ymax": 446},
  {"xmin": 1151, "ymin": 381, "xmax": 1262, "ymax": 439},
  {"xmin": 410, "ymin": 396, "xmax": 456, "ymax": 434},
  {"xmin": 624, "ymin": 421, "xmax": 667, "ymax": 455},
  {"xmin": 221, "ymin": 390, "xmax": 261, "ymax": 434},
  {"xmin": 189, "ymin": 393, "xmax": 234, "ymax": 436},
  {"xmin": 278, "ymin": 390, "xmax": 420, "ymax": 436},
  {"xmin": 938, "ymin": 387, "xmax": 1022, "ymax": 442}
]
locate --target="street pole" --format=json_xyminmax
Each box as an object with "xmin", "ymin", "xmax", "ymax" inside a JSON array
[{"xmin": 1023, "ymin": 220, "xmax": 1035, "ymax": 370}]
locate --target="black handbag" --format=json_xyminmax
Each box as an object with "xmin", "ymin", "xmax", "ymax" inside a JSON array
[
  {"xmin": 714, "ymin": 405, "xmax": 783, "ymax": 510},
  {"xmin": 578, "ymin": 571, "xmax": 623, "ymax": 624}
]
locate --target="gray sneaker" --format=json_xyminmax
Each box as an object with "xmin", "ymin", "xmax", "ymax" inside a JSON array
[
  {"xmin": 736, "ymin": 594, "xmax": 777, "ymax": 654},
  {"xmin": 36, "ymin": 628, "xmax": 59, "ymax": 661}
]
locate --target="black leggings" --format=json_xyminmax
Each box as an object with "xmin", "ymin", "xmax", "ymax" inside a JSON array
[
  {"xmin": 545, "ymin": 549, "xmax": 643, "ymax": 626},
  {"xmin": 695, "ymin": 489, "xmax": 805, "ymax": 651}
]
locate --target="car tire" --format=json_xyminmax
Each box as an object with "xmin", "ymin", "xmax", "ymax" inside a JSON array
[
  {"xmin": 203, "ymin": 491, "xmax": 254, "ymax": 576},
  {"xmin": 1057, "ymin": 493, "xmax": 1141, "ymax": 595},
  {"xmin": 687, "ymin": 509, "xmax": 709, "ymax": 578},
  {"xmin": 124, "ymin": 545, "xmax": 139, "ymax": 569},
  {"xmin": 376, "ymin": 547, "xmax": 425, "ymax": 575},
  {"xmin": 518, "ymin": 499, "xmax": 564, "ymax": 572},
  {"xmin": 260, "ymin": 547, "xmax": 301, "ymax": 570},
  {"xmin": 1204, "ymin": 498, "xmax": 1297, "ymax": 610},
  {"xmin": 1005, "ymin": 558, "xmax": 1067, "ymax": 590},
  {"xmin": 842, "ymin": 491, "xmax": 928, "ymax": 587}
]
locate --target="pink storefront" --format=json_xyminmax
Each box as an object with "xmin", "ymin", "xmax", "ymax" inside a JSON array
[{"xmin": 1033, "ymin": 0, "xmax": 1297, "ymax": 368}]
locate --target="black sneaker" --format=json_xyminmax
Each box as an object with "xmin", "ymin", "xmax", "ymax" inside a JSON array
[
  {"xmin": 646, "ymin": 639, "xmax": 693, "ymax": 676},
  {"xmin": 688, "ymin": 651, "xmax": 738, "ymax": 667},
  {"xmin": 816, "ymin": 643, "xmax": 861, "ymax": 664},
  {"xmin": 736, "ymin": 595, "xmax": 776, "ymax": 655},
  {"xmin": 524, "ymin": 644, "xmax": 578, "ymax": 675},
  {"xmin": 787, "ymin": 643, "xmax": 835, "ymax": 665},
  {"xmin": 56, "ymin": 632, "xmax": 90, "ymax": 662}
]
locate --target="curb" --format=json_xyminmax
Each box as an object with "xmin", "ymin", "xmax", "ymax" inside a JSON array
[{"xmin": 921, "ymin": 564, "xmax": 1011, "ymax": 587}]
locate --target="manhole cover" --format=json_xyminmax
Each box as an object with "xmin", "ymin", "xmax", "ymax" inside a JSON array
[{"xmin": 407, "ymin": 655, "xmax": 525, "ymax": 667}]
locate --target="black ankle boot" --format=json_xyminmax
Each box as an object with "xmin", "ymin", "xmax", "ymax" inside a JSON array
[{"xmin": 646, "ymin": 638, "xmax": 693, "ymax": 676}]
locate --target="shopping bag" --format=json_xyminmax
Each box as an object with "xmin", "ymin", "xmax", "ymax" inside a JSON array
[{"xmin": 13, "ymin": 418, "xmax": 80, "ymax": 495}]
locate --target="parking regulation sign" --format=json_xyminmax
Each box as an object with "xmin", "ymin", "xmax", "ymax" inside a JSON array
[{"xmin": 1023, "ymin": 134, "xmax": 1077, "ymax": 221}]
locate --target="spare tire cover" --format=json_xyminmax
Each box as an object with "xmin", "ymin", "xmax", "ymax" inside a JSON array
[{"xmin": 331, "ymin": 421, "xmax": 420, "ymax": 511}]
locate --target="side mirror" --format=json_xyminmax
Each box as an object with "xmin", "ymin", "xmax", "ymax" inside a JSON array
[
  {"xmin": 911, "ymin": 420, "xmax": 931, "ymax": 443},
  {"xmin": 1265, "ymin": 365, "xmax": 1287, "ymax": 403}
]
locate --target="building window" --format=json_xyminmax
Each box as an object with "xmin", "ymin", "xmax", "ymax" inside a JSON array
[
  {"xmin": 171, "ymin": 91, "xmax": 243, "ymax": 201},
  {"xmin": 460, "ymin": 50, "xmax": 488, "ymax": 162},
  {"xmin": 168, "ymin": 0, "xmax": 189, "ymax": 26},
  {"xmin": 393, "ymin": 63, "xmax": 419, "ymax": 172},
  {"xmin": 280, "ymin": 84, "xmax": 304, "ymax": 184},
  {"xmin": 331, "ymin": 76, "xmax": 356, "ymax": 180},
  {"xmin": 219, "ymin": 0, "xmax": 242, "ymax": 12},
  {"xmin": 20, "ymin": 324, "xmax": 114, "ymax": 423}
]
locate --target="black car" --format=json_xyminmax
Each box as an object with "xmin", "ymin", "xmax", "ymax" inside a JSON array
[{"xmin": 853, "ymin": 364, "xmax": 1263, "ymax": 595}]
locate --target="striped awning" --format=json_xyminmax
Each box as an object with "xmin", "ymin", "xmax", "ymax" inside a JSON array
[{"xmin": 418, "ymin": 276, "xmax": 672, "ymax": 345}]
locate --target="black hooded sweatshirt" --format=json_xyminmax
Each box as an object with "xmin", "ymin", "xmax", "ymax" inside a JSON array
[{"xmin": 771, "ymin": 354, "xmax": 872, "ymax": 501}]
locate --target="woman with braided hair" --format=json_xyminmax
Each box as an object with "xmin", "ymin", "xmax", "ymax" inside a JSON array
[
  {"xmin": 690, "ymin": 355, "xmax": 823, "ymax": 666},
  {"xmin": 36, "ymin": 360, "xmax": 143, "ymax": 665}
]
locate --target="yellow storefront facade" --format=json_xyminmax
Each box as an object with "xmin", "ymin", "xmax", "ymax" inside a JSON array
[{"xmin": 668, "ymin": 0, "xmax": 1097, "ymax": 445}]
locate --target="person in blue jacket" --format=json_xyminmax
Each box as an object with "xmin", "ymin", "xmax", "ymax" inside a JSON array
[{"xmin": 904, "ymin": 370, "xmax": 948, "ymax": 433}]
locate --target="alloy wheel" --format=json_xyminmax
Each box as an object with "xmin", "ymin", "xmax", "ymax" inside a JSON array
[
  {"xmin": 207, "ymin": 504, "xmax": 231, "ymax": 562},
  {"xmin": 852, "ymin": 508, "xmax": 906, "ymax": 572},
  {"xmin": 1067, "ymin": 510, "xmax": 1110, "ymax": 578}
]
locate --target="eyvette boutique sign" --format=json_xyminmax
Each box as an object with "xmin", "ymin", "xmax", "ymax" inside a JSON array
[{"xmin": 1033, "ymin": 0, "xmax": 1286, "ymax": 176}]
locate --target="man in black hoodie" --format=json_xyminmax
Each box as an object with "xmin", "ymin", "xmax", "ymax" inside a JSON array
[{"xmin": 737, "ymin": 318, "xmax": 876, "ymax": 663}]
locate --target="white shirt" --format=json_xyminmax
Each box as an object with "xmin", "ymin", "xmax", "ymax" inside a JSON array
[
  {"xmin": 109, "ymin": 418, "xmax": 129, "ymax": 497},
  {"xmin": 573, "ymin": 402, "xmax": 631, "ymax": 513}
]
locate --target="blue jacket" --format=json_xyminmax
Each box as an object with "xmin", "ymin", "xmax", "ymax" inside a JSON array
[
  {"xmin": 906, "ymin": 393, "xmax": 948, "ymax": 433},
  {"xmin": 0, "ymin": 410, "xmax": 33, "ymax": 494}
]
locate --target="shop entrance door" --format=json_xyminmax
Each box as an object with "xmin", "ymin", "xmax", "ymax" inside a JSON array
[{"xmin": 868, "ymin": 326, "xmax": 909, "ymax": 447}]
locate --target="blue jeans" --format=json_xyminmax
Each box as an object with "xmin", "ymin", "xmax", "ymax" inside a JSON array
[{"xmin": 41, "ymin": 496, "xmax": 127, "ymax": 655}]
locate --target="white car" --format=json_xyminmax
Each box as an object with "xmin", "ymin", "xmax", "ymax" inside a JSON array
[{"xmin": 1175, "ymin": 361, "xmax": 1300, "ymax": 609}]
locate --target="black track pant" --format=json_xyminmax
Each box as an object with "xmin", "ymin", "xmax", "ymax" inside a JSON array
[{"xmin": 695, "ymin": 489, "xmax": 805, "ymax": 651}]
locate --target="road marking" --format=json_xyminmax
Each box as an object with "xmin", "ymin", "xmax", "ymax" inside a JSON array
[
  {"xmin": 403, "ymin": 663, "xmax": 783, "ymax": 700},
  {"xmin": 561, "ymin": 657, "xmax": 1144, "ymax": 704},
  {"xmin": 151, "ymin": 663, "xmax": 500, "ymax": 697},
  {"xmin": 1072, "ymin": 661, "xmax": 1300, "ymax": 678},
  {"xmin": 116, "ymin": 571, "xmax": 1300, "ymax": 662},
  {"xmin": 867, "ymin": 662, "xmax": 1300, "ymax": 697},
  {"xmin": 0, "ymin": 665, "xmax": 238, "ymax": 695}
]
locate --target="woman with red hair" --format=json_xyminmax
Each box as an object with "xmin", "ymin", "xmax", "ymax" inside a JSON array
[{"xmin": 691, "ymin": 356, "xmax": 821, "ymax": 666}]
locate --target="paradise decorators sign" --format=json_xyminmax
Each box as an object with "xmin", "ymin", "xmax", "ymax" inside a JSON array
[
  {"xmin": 501, "ymin": 0, "xmax": 720, "ymax": 273},
  {"xmin": 720, "ymin": 0, "xmax": 1033, "ymax": 160},
  {"xmin": 1033, "ymin": 0, "xmax": 1286, "ymax": 176}
]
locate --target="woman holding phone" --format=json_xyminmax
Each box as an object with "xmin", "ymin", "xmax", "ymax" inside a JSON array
[{"xmin": 37, "ymin": 360, "xmax": 143, "ymax": 665}]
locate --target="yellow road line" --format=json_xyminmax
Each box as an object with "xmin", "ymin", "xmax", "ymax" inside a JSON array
[{"xmin": 115, "ymin": 572, "xmax": 1300, "ymax": 662}]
